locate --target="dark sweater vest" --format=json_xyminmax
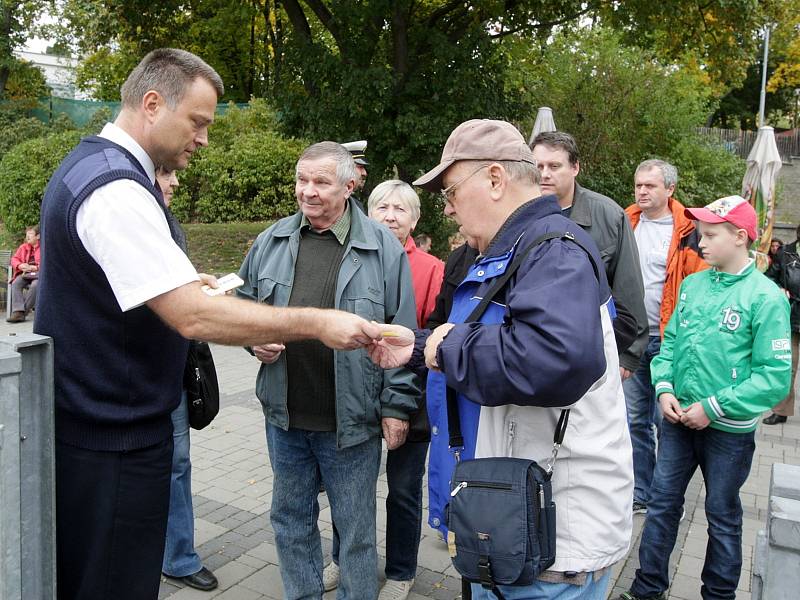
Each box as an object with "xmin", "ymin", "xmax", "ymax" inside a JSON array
[{"xmin": 34, "ymin": 135, "xmax": 189, "ymax": 451}]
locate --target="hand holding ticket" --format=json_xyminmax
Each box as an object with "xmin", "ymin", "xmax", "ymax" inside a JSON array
[
  {"xmin": 367, "ymin": 322, "xmax": 415, "ymax": 369},
  {"xmin": 202, "ymin": 273, "xmax": 244, "ymax": 296}
]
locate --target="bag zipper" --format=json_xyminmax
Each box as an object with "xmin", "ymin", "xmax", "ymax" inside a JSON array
[
  {"xmin": 507, "ymin": 421, "xmax": 516, "ymax": 456},
  {"xmin": 451, "ymin": 480, "xmax": 513, "ymax": 497}
]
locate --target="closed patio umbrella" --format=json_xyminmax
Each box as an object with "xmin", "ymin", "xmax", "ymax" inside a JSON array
[
  {"xmin": 742, "ymin": 126, "xmax": 782, "ymax": 271},
  {"xmin": 528, "ymin": 106, "xmax": 557, "ymax": 144}
]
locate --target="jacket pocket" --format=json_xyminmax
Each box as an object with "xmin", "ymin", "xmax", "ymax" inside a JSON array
[
  {"xmin": 256, "ymin": 277, "xmax": 290, "ymax": 305},
  {"xmin": 344, "ymin": 295, "xmax": 386, "ymax": 322}
]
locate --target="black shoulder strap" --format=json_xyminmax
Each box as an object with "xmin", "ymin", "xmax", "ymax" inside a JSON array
[{"xmin": 446, "ymin": 231, "xmax": 600, "ymax": 457}]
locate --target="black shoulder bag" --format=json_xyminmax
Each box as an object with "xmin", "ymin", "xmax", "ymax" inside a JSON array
[
  {"xmin": 445, "ymin": 231, "xmax": 600, "ymax": 599},
  {"xmin": 184, "ymin": 340, "xmax": 220, "ymax": 430}
]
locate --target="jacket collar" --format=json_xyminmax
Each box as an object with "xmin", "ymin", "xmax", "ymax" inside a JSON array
[
  {"xmin": 404, "ymin": 235, "xmax": 417, "ymax": 257},
  {"xmin": 483, "ymin": 195, "xmax": 561, "ymax": 259},
  {"xmin": 569, "ymin": 182, "xmax": 592, "ymax": 227},
  {"xmin": 98, "ymin": 122, "xmax": 156, "ymax": 185},
  {"xmin": 627, "ymin": 196, "xmax": 696, "ymax": 238},
  {"xmin": 708, "ymin": 258, "xmax": 755, "ymax": 285},
  {"xmin": 271, "ymin": 197, "xmax": 380, "ymax": 250}
]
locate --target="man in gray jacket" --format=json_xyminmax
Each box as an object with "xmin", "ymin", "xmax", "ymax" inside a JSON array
[
  {"xmin": 532, "ymin": 131, "xmax": 647, "ymax": 378},
  {"xmin": 237, "ymin": 141, "xmax": 419, "ymax": 600}
]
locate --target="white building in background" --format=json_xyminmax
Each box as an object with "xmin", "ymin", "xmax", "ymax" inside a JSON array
[{"xmin": 12, "ymin": 50, "xmax": 90, "ymax": 99}]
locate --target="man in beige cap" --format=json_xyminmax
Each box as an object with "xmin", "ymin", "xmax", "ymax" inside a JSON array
[{"xmin": 369, "ymin": 119, "xmax": 634, "ymax": 599}]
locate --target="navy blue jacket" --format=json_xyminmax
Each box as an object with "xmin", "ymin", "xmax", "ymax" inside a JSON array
[{"xmin": 423, "ymin": 196, "xmax": 617, "ymax": 535}]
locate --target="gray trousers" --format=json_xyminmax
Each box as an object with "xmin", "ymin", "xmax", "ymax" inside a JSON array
[{"xmin": 10, "ymin": 276, "xmax": 37, "ymax": 313}]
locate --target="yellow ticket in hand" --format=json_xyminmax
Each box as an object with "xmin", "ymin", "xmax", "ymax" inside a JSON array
[{"xmin": 380, "ymin": 330, "xmax": 400, "ymax": 338}]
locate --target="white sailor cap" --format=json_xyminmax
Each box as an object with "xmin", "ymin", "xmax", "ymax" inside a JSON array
[{"xmin": 341, "ymin": 140, "xmax": 369, "ymax": 166}]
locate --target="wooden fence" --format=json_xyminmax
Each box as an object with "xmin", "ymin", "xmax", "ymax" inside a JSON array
[{"xmin": 696, "ymin": 127, "xmax": 800, "ymax": 162}]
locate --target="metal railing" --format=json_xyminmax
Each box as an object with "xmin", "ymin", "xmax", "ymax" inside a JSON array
[{"xmin": 697, "ymin": 127, "xmax": 800, "ymax": 163}]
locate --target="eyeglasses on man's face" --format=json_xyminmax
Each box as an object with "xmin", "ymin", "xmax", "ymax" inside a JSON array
[{"xmin": 439, "ymin": 164, "xmax": 489, "ymax": 203}]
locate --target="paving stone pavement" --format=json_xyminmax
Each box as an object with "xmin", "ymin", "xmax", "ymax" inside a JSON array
[{"xmin": 5, "ymin": 318, "xmax": 798, "ymax": 599}]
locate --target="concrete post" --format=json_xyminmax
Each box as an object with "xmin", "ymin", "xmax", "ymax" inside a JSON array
[
  {"xmin": 0, "ymin": 333, "xmax": 55, "ymax": 600},
  {"xmin": 752, "ymin": 463, "xmax": 800, "ymax": 600}
]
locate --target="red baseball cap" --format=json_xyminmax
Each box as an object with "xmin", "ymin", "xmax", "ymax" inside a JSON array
[{"xmin": 685, "ymin": 195, "xmax": 758, "ymax": 241}]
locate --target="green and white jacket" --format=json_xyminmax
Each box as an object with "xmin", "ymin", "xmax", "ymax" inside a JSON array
[{"xmin": 651, "ymin": 260, "xmax": 791, "ymax": 433}]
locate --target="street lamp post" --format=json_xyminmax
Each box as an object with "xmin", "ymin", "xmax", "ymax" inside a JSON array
[
  {"xmin": 794, "ymin": 88, "xmax": 800, "ymax": 131},
  {"xmin": 758, "ymin": 25, "xmax": 771, "ymax": 128}
]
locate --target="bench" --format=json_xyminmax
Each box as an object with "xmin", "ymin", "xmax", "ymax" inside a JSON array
[{"xmin": 0, "ymin": 250, "xmax": 11, "ymax": 319}]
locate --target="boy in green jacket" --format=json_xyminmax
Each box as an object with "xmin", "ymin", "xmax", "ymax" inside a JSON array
[{"xmin": 620, "ymin": 195, "xmax": 791, "ymax": 600}]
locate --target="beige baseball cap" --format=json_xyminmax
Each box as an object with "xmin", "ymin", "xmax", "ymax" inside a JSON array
[{"xmin": 413, "ymin": 119, "xmax": 535, "ymax": 192}]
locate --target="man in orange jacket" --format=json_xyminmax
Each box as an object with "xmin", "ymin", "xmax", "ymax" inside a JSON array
[{"xmin": 624, "ymin": 160, "xmax": 707, "ymax": 515}]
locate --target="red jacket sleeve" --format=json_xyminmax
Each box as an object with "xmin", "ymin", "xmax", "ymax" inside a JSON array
[
  {"xmin": 10, "ymin": 244, "xmax": 30, "ymax": 279},
  {"xmin": 418, "ymin": 259, "xmax": 444, "ymax": 328}
]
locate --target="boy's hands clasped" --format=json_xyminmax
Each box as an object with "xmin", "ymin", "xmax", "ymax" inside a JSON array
[{"xmin": 659, "ymin": 392, "xmax": 711, "ymax": 429}]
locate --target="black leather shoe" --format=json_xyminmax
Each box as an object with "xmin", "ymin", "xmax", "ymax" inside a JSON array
[
  {"xmin": 167, "ymin": 566, "xmax": 218, "ymax": 591},
  {"xmin": 763, "ymin": 413, "xmax": 787, "ymax": 425}
]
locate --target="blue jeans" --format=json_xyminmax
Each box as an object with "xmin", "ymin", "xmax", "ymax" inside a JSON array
[
  {"xmin": 470, "ymin": 569, "xmax": 610, "ymax": 599},
  {"xmin": 631, "ymin": 420, "xmax": 755, "ymax": 600},
  {"xmin": 162, "ymin": 392, "xmax": 203, "ymax": 577},
  {"xmin": 332, "ymin": 440, "xmax": 429, "ymax": 581},
  {"xmin": 623, "ymin": 335, "xmax": 662, "ymax": 504},
  {"xmin": 267, "ymin": 424, "xmax": 381, "ymax": 600}
]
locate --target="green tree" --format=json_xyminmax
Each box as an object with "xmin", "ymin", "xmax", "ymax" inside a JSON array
[
  {"xmin": 0, "ymin": 130, "xmax": 82, "ymax": 234},
  {"xmin": 513, "ymin": 28, "xmax": 744, "ymax": 206},
  {"xmin": 59, "ymin": 0, "xmax": 270, "ymax": 102},
  {"xmin": 596, "ymin": 0, "xmax": 768, "ymax": 94},
  {"xmin": 4, "ymin": 56, "xmax": 47, "ymax": 96},
  {"xmin": 0, "ymin": 0, "xmax": 50, "ymax": 98},
  {"xmin": 170, "ymin": 100, "xmax": 309, "ymax": 223},
  {"xmin": 54, "ymin": 1, "xmax": 760, "ymax": 241}
]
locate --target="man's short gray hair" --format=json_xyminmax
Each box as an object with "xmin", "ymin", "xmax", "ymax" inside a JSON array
[
  {"xmin": 121, "ymin": 48, "xmax": 224, "ymax": 109},
  {"xmin": 367, "ymin": 180, "xmax": 421, "ymax": 222},
  {"xmin": 500, "ymin": 160, "xmax": 541, "ymax": 186},
  {"xmin": 636, "ymin": 159, "xmax": 678, "ymax": 189},
  {"xmin": 461, "ymin": 160, "xmax": 540, "ymax": 186},
  {"xmin": 296, "ymin": 142, "xmax": 358, "ymax": 187}
]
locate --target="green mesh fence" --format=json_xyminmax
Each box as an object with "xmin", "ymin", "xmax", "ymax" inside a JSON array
[{"xmin": 24, "ymin": 97, "xmax": 248, "ymax": 126}]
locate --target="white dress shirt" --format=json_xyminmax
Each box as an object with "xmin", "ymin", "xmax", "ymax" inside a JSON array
[{"xmin": 75, "ymin": 123, "xmax": 199, "ymax": 312}]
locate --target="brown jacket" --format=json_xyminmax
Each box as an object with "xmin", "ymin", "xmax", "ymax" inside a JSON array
[{"xmin": 626, "ymin": 197, "xmax": 708, "ymax": 337}]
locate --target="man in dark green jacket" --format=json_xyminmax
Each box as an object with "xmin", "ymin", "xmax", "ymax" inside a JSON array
[{"xmin": 532, "ymin": 131, "xmax": 648, "ymax": 375}]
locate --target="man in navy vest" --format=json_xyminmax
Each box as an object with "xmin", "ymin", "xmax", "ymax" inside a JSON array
[{"xmin": 35, "ymin": 49, "xmax": 380, "ymax": 600}]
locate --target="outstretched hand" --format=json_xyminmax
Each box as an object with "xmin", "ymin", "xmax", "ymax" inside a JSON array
[
  {"xmin": 367, "ymin": 323, "xmax": 415, "ymax": 369},
  {"xmin": 318, "ymin": 311, "xmax": 382, "ymax": 350}
]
